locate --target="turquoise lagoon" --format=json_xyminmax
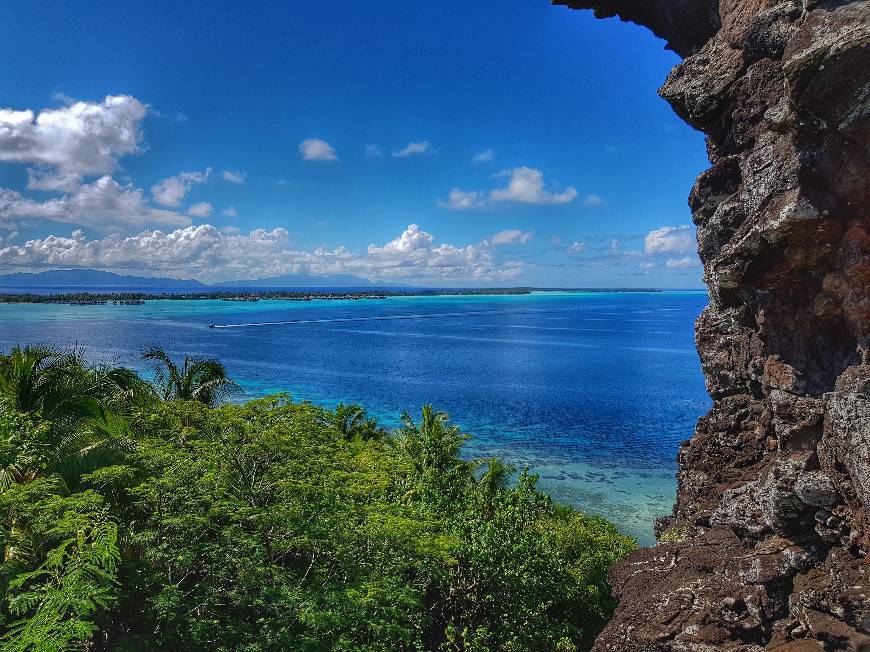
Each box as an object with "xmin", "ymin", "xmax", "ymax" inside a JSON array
[{"xmin": 0, "ymin": 290, "xmax": 710, "ymax": 544}]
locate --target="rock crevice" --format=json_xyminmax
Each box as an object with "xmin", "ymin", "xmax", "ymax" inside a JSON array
[{"xmin": 556, "ymin": 0, "xmax": 870, "ymax": 649}]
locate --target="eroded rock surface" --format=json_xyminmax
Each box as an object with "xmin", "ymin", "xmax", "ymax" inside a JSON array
[{"xmin": 554, "ymin": 0, "xmax": 870, "ymax": 649}]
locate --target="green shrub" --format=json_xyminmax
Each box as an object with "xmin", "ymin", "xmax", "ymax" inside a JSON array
[{"xmin": 0, "ymin": 350, "xmax": 636, "ymax": 651}]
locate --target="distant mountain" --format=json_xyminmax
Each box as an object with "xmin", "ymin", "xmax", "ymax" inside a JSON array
[
  {"xmin": 0, "ymin": 269, "xmax": 205, "ymax": 287},
  {"xmin": 0, "ymin": 268, "xmax": 414, "ymax": 290},
  {"xmin": 215, "ymin": 272, "xmax": 400, "ymax": 288}
]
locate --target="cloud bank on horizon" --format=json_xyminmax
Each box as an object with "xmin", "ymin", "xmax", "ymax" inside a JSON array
[
  {"xmin": 0, "ymin": 2, "xmax": 707, "ymax": 287},
  {"xmin": 0, "ymin": 93, "xmax": 701, "ymax": 286}
]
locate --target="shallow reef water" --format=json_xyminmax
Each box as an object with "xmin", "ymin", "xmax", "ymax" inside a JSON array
[{"xmin": 0, "ymin": 290, "xmax": 710, "ymax": 544}]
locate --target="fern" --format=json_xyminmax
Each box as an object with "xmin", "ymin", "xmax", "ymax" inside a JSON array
[{"xmin": 1, "ymin": 519, "xmax": 120, "ymax": 652}]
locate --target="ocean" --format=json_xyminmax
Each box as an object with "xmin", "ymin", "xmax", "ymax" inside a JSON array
[{"xmin": 0, "ymin": 290, "xmax": 710, "ymax": 544}]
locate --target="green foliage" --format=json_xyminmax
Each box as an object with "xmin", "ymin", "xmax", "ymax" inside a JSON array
[
  {"xmin": 321, "ymin": 402, "xmax": 384, "ymax": 441},
  {"xmin": 2, "ymin": 519, "xmax": 120, "ymax": 652},
  {"xmin": 0, "ymin": 346, "xmax": 636, "ymax": 651},
  {"xmin": 142, "ymin": 346, "xmax": 239, "ymax": 406}
]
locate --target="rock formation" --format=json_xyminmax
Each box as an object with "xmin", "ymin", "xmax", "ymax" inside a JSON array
[{"xmin": 554, "ymin": 0, "xmax": 870, "ymax": 649}]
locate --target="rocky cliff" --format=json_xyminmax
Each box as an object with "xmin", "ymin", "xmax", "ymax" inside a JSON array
[{"xmin": 554, "ymin": 1, "xmax": 870, "ymax": 649}]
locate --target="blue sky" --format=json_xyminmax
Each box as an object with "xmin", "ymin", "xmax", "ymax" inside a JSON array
[{"xmin": 0, "ymin": 1, "xmax": 708, "ymax": 287}]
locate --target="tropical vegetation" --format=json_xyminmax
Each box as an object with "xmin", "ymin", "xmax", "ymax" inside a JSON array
[{"xmin": 0, "ymin": 344, "xmax": 635, "ymax": 651}]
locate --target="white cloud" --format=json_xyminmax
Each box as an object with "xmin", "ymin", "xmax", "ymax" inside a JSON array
[
  {"xmin": 392, "ymin": 141, "xmax": 432, "ymax": 158},
  {"xmin": 472, "ymin": 149, "xmax": 494, "ymax": 163},
  {"xmin": 0, "ymin": 175, "xmax": 189, "ymax": 232},
  {"xmin": 150, "ymin": 168, "xmax": 212, "ymax": 207},
  {"xmin": 439, "ymin": 188, "xmax": 488, "ymax": 211},
  {"xmin": 364, "ymin": 144, "xmax": 382, "ymax": 157},
  {"xmin": 566, "ymin": 241, "xmax": 585, "ymax": 254},
  {"xmin": 490, "ymin": 167, "xmax": 577, "ymax": 206},
  {"xmin": 299, "ymin": 138, "xmax": 338, "ymax": 161},
  {"xmin": 638, "ymin": 261, "xmax": 656, "ymax": 269},
  {"xmin": 367, "ymin": 224, "xmax": 434, "ymax": 254},
  {"xmin": 665, "ymin": 256, "xmax": 700, "ymax": 269},
  {"xmin": 442, "ymin": 167, "xmax": 577, "ymax": 211},
  {"xmin": 221, "ymin": 170, "xmax": 246, "ymax": 184},
  {"xmin": 26, "ymin": 169, "xmax": 85, "ymax": 193},
  {"xmin": 644, "ymin": 225, "xmax": 694, "ymax": 255},
  {"xmin": 0, "ymin": 223, "xmax": 522, "ymax": 284},
  {"xmin": 222, "ymin": 206, "xmax": 238, "ymax": 217},
  {"xmin": 584, "ymin": 194, "xmax": 606, "ymax": 206},
  {"xmin": 489, "ymin": 229, "xmax": 534, "ymax": 245},
  {"xmin": 187, "ymin": 202, "xmax": 213, "ymax": 218},
  {"xmin": 0, "ymin": 94, "xmax": 206, "ymax": 234},
  {"xmin": 0, "ymin": 225, "xmax": 288, "ymax": 281},
  {"xmin": 0, "ymin": 95, "xmax": 147, "ymax": 191}
]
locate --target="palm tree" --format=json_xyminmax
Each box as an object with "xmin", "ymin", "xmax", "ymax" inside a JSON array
[
  {"xmin": 0, "ymin": 345, "xmax": 138, "ymax": 492},
  {"xmin": 93, "ymin": 365, "xmax": 158, "ymax": 415},
  {"xmin": 479, "ymin": 457, "xmax": 514, "ymax": 497},
  {"xmin": 324, "ymin": 402, "xmax": 382, "ymax": 440},
  {"xmin": 395, "ymin": 405, "xmax": 471, "ymax": 482},
  {"xmin": 0, "ymin": 345, "xmax": 95, "ymax": 421},
  {"xmin": 142, "ymin": 346, "xmax": 239, "ymax": 406},
  {"xmin": 478, "ymin": 457, "xmax": 515, "ymax": 519},
  {"xmin": 0, "ymin": 346, "xmax": 137, "ymax": 563}
]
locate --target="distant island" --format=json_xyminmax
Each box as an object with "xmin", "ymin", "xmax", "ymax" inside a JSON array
[
  {"xmin": 215, "ymin": 271, "xmax": 397, "ymax": 288},
  {"xmin": 0, "ymin": 287, "xmax": 540, "ymax": 304},
  {"xmin": 0, "ymin": 268, "xmax": 395, "ymax": 289},
  {"xmin": 0, "ymin": 268, "xmax": 673, "ymax": 304},
  {"xmin": 0, "ymin": 268, "xmax": 207, "ymax": 288}
]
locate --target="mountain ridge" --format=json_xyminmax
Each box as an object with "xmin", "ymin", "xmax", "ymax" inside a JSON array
[
  {"xmin": 0, "ymin": 269, "xmax": 205, "ymax": 287},
  {"xmin": 0, "ymin": 268, "xmax": 404, "ymax": 289}
]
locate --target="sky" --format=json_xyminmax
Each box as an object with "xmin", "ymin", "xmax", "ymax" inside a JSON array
[{"xmin": 0, "ymin": 1, "xmax": 709, "ymax": 288}]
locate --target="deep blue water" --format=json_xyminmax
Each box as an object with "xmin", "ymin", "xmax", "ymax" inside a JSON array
[{"xmin": 0, "ymin": 291, "xmax": 710, "ymax": 543}]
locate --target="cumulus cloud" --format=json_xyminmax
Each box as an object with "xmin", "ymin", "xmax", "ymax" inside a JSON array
[
  {"xmin": 366, "ymin": 224, "xmax": 434, "ymax": 254},
  {"xmin": 364, "ymin": 144, "xmax": 382, "ymax": 157},
  {"xmin": 187, "ymin": 202, "xmax": 213, "ymax": 218},
  {"xmin": 0, "ymin": 175, "xmax": 189, "ymax": 232},
  {"xmin": 150, "ymin": 168, "xmax": 212, "ymax": 207},
  {"xmin": 221, "ymin": 170, "xmax": 246, "ymax": 184},
  {"xmin": 472, "ymin": 149, "xmax": 494, "ymax": 163},
  {"xmin": 392, "ymin": 141, "xmax": 432, "ymax": 158},
  {"xmin": 566, "ymin": 241, "xmax": 585, "ymax": 254},
  {"xmin": 439, "ymin": 188, "xmax": 488, "ymax": 211},
  {"xmin": 489, "ymin": 229, "xmax": 534, "ymax": 245},
  {"xmin": 222, "ymin": 206, "xmax": 238, "ymax": 217},
  {"xmin": 665, "ymin": 256, "xmax": 700, "ymax": 269},
  {"xmin": 299, "ymin": 138, "xmax": 338, "ymax": 161},
  {"xmin": 0, "ymin": 225, "xmax": 289, "ymax": 281},
  {"xmin": 441, "ymin": 167, "xmax": 577, "ymax": 211},
  {"xmin": 0, "ymin": 95, "xmax": 147, "ymax": 192},
  {"xmin": 0, "ymin": 223, "xmax": 522, "ymax": 284},
  {"xmin": 490, "ymin": 167, "xmax": 577, "ymax": 205},
  {"xmin": 638, "ymin": 261, "xmax": 656, "ymax": 269},
  {"xmin": 644, "ymin": 225, "xmax": 694, "ymax": 255}
]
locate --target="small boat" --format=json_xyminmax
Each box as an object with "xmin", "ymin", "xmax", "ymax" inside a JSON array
[{"xmin": 209, "ymin": 324, "xmax": 216, "ymax": 329}]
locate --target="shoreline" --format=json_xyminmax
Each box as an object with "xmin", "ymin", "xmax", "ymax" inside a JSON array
[{"xmin": 0, "ymin": 286, "xmax": 676, "ymax": 305}]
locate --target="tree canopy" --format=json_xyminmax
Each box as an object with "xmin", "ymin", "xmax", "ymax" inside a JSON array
[{"xmin": 0, "ymin": 345, "xmax": 635, "ymax": 651}]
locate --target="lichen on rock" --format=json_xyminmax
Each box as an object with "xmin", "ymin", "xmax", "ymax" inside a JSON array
[{"xmin": 554, "ymin": 0, "xmax": 870, "ymax": 649}]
